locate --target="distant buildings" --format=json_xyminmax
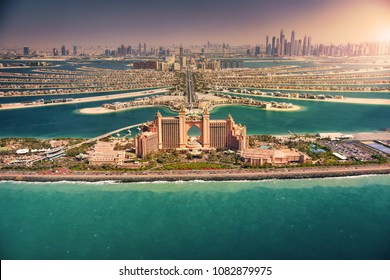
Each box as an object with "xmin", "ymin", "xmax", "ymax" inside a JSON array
[
  {"xmin": 263, "ymin": 28, "xmax": 390, "ymax": 57},
  {"xmin": 16, "ymin": 34, "xmax": 389, "ymax": 60},
  {"xmin": 133, "ymin": 61, "xmax": 158, "ymax": 70},
  {"xmin": 220, "ymin": 60, "xmax": 243, "ymax": 69}
]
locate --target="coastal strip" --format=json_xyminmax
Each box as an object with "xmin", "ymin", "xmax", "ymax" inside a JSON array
[
  {"xmin": 219, "ymin": 91, "xmax": 390, "ymax": 105},
  {"xmin": 1, "ymin": 164, "xmax": 389, "ymax": 183},
  {"xmin": 0, "ymin": 88, "xmax": 168, "ymax": 110}
]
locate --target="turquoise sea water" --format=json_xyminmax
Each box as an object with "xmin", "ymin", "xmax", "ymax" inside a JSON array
[
  {"xmin": 0, "ymin": 175, "xmax": 389, "ymax": 260},
  {"xmin": 1, "ymin": 100, "xmax": 389, "ymax": 138}
]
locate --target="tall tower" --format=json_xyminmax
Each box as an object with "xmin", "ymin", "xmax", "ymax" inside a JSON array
[
  {"xmin": 179, "ymin": 43, "xmax": 183, "ymax": 57},
  {"xmin": 23, "ymin": 47, "xmax": 29, "ymax": 56},
  {"xmin": 290, "ymin": 30, "xmax": 295, "ymax": 56},
  {"xmin": 303, "ymin": 35, "xmax": 307, "ymax": 55},
  {"xmin": 226, "ymin": 114, "xmax": 234, "ymax": 148},
  {"xmin": 279, "ymin": 29, "xmax": 284, "ymax": 56},
  {"xmin": 179, "ymin": 44, "xmax": 184, "ymax": 69},
  {"xmin": 265, "ymin": 35, "xmax": 269, "ymax": 55},
  {"xmin": 155, "ymin": 111, "xmax": 163, "ymax": 149},
  {"xmin": 202, "ymin": 108, "xmax": 210, "ymax": 148},
  {"xmin": 61, "ymin": 45, "xmax": 66, "ymax": 56},
  {"xmin": 307, "ymin": 36, "xmax": 312, "ymax": 55},
  {"xmin": 271, "ymin": 36, "xmax": 276, "ymax": 56},
  {"xmin": 178, "ymin": 105, "xmax": 186, "ymax": 149}
]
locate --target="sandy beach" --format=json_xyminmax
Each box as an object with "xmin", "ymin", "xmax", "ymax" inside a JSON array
[
  {"xmin": 0, "ymin": 89, "xmax": 168, "ymax": 110},
  {"xmin": 222, "ymin": 91, "xmax": 390, "ymax": 105},
  {"xmin": 264, "ymin": 105, "xmax": 301, "ymax": 111},
  {"xmin": 79, "ymin": 104, "xmax": 167, "ymax": 114},
  {"xmin": 211, "ymin": 103, "xmax": 302, "ymax": 112},
  {"xmin": 326, "ymin": 97, "xmax": 390, "ymax": 105},
  {"xmin": 80, "ymin": 101, "xmax": 302, "ymax": 115}
]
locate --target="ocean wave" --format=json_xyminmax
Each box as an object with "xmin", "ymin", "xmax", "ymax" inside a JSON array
[
  {"xmin": 0, "ymin": 180, "xmax": 119, "ymax": 185},
  {"xmin": 0, "ymin": 174, "xmax": 388, "ymax": 187}
]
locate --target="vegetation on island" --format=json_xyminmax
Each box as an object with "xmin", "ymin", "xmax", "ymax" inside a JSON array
[{"xmin": 0, "ymin": 135, "xmax": 388, "ymax": 173}]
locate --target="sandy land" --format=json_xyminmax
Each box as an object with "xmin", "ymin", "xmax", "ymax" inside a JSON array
[
  {"xmin": 212, "ymin": 103, "xmax": 302, "ymax": 112},
  {"xmin": 0, "ymin": 86, "xmax": 168, "ymax": 98},
  {"xmin": 264, "ymin": 105, "xmax": 301, "ymax": 111},
  {"xmin": 220, "ymin": 91, "xmax": 390, "ymax": 105},
  {"xmin": 326, "ymin": 97, "xmax": 390, "ymax": 105},
  {"xmin": 0, "ymin": 163, "xmax": 389, "ymax": 183},
  {"xmin": 80, "ymin": 95, "xmax": 181, "ymax": 114},
  {"xmin": 0, "ymin": 89, "xmax": 168, "ymax": 110},
  {"xmin": 226, "ymin": 85, "xmax": 390, "ymax": 93},
  {"xmin": 79, "ymin": 107, "xmax": 114, "ymax": 114},
  {"xmin": 80, "ymin": 102, "xmax": 303, "ymax": 115},
  {"xmin": 79, "ymin": 105, "xmax": 167, "ymax": 114},
  {"xmin": 259, "ymin": 87, "xmax": 390, "ymax": 93}
]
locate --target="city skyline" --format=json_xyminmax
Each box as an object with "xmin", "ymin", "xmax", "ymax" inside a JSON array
[{"xmin": 0, "ymin": 0, "xmax": 389, "ymax": 48}]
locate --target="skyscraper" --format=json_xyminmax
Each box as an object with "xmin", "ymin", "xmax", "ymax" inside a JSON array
[
  {"xmin": 307, "ymin": 36, "xmax": 312, "ymax": 55},
  {"xmin": 279, "ymin": 29, "xmax": 284, "ymax": 56},
  {"xmin": 255, "ymin": 46, "xmax": 260, "ymax": 56},
  {"xmin": 266, "ymin": 35, "xmax": 269, "ymax": 55},
  {"xmin": 290, "ymin": 30, "xmax": 295, "ymax": 56},
  {"xmin": 61, "ymin": 45, "xmax": 66, "ymax": 56},
  {"xmin": 303, "ymin": 36, "xmax": 307, "ymax": 55},
  {"xmin": 23, "ymin": 47, "xmax": 29, "ymax": 56},
  {"xmin": 73, "ymin": 46, "xmax": 78, "ymax": 56},
  {"xmin": 179, "ymin": 44, "xmax": 185, "ymax": 69},
  {"xmin": 271, "ymin": 36, "xmax": 276, "ymax": 56},
  {"xmin": 53, "ymin": 48, "xmax": 58, "ymax": 56}
]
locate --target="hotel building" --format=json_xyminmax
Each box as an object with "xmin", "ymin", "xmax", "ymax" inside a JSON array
[{"xmin": 135, "ymin": 107, "xmax": 248, "ymax": 157}]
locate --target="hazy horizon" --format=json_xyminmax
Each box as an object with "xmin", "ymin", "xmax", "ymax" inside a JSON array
[{"xmin": 0, "ymin": 0, "xmax": 389, "ymax": 49}]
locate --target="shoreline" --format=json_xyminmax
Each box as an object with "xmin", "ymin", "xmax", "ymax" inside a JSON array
[
  {"xmin": 224, "ymin": 87, "xmax": 390, "ymax": 93},
  {"xmin": 0, "ymin": 89, "xmax": 168, "ymax": 110},
  {"xmin": 1, "ymin": 164, "xmax": 389, "ymax": 183},
  {"xmin": 218, "ymin": 91, "xmax": 390, "ymax": 105},
  {"xmin": 79, "ymin": 104, "xmax": 171, "ymax": 114},
  {"xmin": 80, "ymin": 103, "xmax": 302, "ymax": 115},
  {"xmin": 0, "ymin": 86, "xmax": 167, "ymax": 99}
]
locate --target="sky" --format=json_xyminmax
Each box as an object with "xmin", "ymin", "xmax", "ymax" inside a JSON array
[{"xmin": 0, "ymin": 0, "xmax": 389, "ymax": 48}]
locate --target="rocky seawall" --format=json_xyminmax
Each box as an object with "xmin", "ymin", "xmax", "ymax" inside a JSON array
[{"xmin": 1, "ymin": 164, "xmax": 390, "ymax": 183}]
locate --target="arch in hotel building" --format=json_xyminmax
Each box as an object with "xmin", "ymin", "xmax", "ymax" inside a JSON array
[{"xmin": 135, "ymin": 106, "xmax": 248, "ymax": 157}]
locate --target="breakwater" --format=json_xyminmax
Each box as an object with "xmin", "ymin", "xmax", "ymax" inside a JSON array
[{"xmin": 1, "ymin": 164, "xmax": 389, "ymax": 183}]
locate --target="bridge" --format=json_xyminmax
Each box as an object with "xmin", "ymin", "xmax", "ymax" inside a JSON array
[{"xmin": 26, "ymin": 123, "xmax": 143, "ymax": 164}]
